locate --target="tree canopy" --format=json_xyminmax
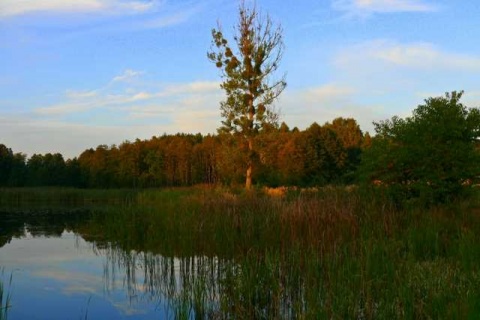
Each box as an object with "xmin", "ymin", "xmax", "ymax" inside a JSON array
[{"xmin": 360, "ymin": 91, "xmax": 480, "ymax": 205}]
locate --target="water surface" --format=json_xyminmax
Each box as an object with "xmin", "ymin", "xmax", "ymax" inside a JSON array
[{"xmin": 0, "ymin": 212, "xmax": 184, "ymax": 319}]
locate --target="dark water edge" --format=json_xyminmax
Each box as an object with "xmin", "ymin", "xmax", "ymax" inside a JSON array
[{"xmin": 2, "ymin": 188, "xmax": 480, "ymax": 318}]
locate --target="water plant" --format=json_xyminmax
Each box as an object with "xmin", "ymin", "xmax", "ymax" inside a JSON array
[
  {"xmin": 2, "ymin": 186, "xmax": 480, "ymax": 318},
  {"xmin": 77, "ymin": 186, "xmax": 480, "ymax": 318},
  {"xmin": 0, "ymin": 268, "xmax": 12, "ymax": 320}
]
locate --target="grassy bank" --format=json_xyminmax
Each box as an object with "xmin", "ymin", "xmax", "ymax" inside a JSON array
[
  {"xmin": 76, "ymin": 187, "xmax": 480, "ymax": 319},
  {"xmin": 0, "ymin": 187, "xmax": 138, "ymax": 211}
]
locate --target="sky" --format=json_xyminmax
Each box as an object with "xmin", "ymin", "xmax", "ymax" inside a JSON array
[{"xmin": 1, "ymin": 0, "xmax": 479, "ymax": 159}]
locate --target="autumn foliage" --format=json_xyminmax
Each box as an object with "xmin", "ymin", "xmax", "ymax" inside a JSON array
[{"xmin": 0, "ymin": 117, "xmax": 364, "ymax": 188}]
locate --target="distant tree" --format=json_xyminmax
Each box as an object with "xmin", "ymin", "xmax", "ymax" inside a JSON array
[
  {"xmin": 303, "ymin": 123, "xmax": 346, "ymax": 185},
  {"xmin": 9, "ymin": 152, "xmax": 27, "ymax": 186},
  {"xmin": 65, "ymin": 158, "xmax": 83, "ymax": 187},
  {"xmin": 78, "ymin": 148, "xmax": 95, "ymax": 187},
  {"xmin": 192, "ymin": 135, "xmax": 219, "ymax": 185},
  {"xmin": 215, "ymin": 132, "xmax": 246, "ymax": 186},
  {"xmin": 325, "ymin": 118, "xmax": 363, "ymax": 150},
  {"xmin": 360, "ymin": 91, "xmax": 480, "ymax": 205},
  {"xmin": 325, "ymin": 117, "xmax": 364, "ymax": 183},
  {"xmin": 26, "ymin": 153, "xmax": 67, "ymax": 186},
  {"xmin": 208, "ymin": 1, "xmax": 286, "ymax": 190},
  {"xmin": 27, "ymin": 154, "xmax": 46, "ymax": 186},
  {"xmin": 362, "ymin": 132, "xmax": 372, "ymax": 149},
  {"xmin": 78, "ymin": 145, "xmax": 120, "ymax": 188},
  {"xmin": 279, "ymin": 121, "xmax": 290, "ymax": 133},
  {"xmin": 118, "ymin": 141, "xmax": 147, "ymax": 188},
  {"xmin": 0, "ymin": 144, "xmax": 13, "ymax": 186},
  {"xmin": 277, "ymin": 130, "xmax": 305, "ymax": 186},
  {"xmin": 43, "ymin": 153, "xmax": 66, "ymax": 186},
  {"xmin": 144, "ymin": 144, "xmax": 167, "ymax": 187},
  {"xmin": 255, "ymin": 129, "xmax": 284, "ymax": 186}
]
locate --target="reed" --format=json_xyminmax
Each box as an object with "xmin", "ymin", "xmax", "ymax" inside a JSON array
[
  {"xmin": 0, "ymin": 269, "xmax": 12, "ymax": 320},
  {"xmin": 3, "ymin": 186, "xmax": 480, "ymax": 317},
  {"xmin": 80, "ymin": 186, "xmax": 480, "ymax": 318},
  {"xmin": 0, "ymin": 187, "xmax": 137, "ymax": 210}
]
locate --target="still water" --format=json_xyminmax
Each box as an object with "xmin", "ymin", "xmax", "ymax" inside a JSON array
[{"xmin": 0, "ymin": 212, "xmax": 219, "ymax": 319}]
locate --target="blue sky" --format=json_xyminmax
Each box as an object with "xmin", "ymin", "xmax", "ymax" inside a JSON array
[{"xmin": 1, "ymin": 0, "xmax": 479, "ymax": 158}]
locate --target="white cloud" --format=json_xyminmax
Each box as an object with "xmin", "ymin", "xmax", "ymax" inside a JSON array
[
  {"xmin": 35, "ymin": 93, "xmax": 147, "ymax": 115},
  {"xmin": 112, "ymin": 69, "xmax": 144, "ymax": 83},
  {"xmin": 0, "ymin": 109, "xmax": 221, "ymax": 158},
  {"xmin": 162, "ymin": 81, "xmax": 220, "ymax": 96},
  {"xmin": 303, "ymin": 84, "xmax": 356, "ymax": 102},
  {"xmin": 0, "ymin": 0, "xmax": 102, "ymax": 17},
  {"xmin": 142, "ymin": 9, "xmax": 196, "ymax": 29},
  {"xmin": 374, "ymin": 42, "xmax": 480, "ymax": 70},
  {"xmin": 131, "ymin": 92, "xmax": 152, "ymax": 101},
  {"xmin": 0, "ymin": 0, "xmax": 161, "ymax": 17},
  {"xmin": 35, "ymin": 78, "xmax": 221, "ymax": 116},
  {"xmin": 329, "ymin": 41, "xmax": 480, "ymax": 125},
  {"xmin": 332, "ymin": 0, "xmax": 438, "ymax": 17},
  {"xmin": 121, "ymin": 81, "xmax": 223, "ymax": 132},
  {"xmin": 115, "ymin": 1, "xmax": 158, "ymax": 13},
  {"xmin": 335, "ymin": 40, "xmax": 480, "ymax": 71},
  {"xmin": 66, "ymin": 89, "xmax": 98, "ymax": 99},
  {"xmin": 0, "ymin": 115, "xmax": 158, "ymax": 158}
]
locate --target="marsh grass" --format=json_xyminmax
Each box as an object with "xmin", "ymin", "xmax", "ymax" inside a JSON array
[
  {"xmin": 79, "ymin": 186, "xmax": 480, "ymax": 318},
  {"xmin": 0, "ymin": 268, "xmax": 12, "ymax": 320},
  {"xmin": 0, "ymin": 187, "xmax": 137, "ymax": 211},
  {"xmin": 4, "ymin": 186, "xmax": 480, "ymax": 318}
]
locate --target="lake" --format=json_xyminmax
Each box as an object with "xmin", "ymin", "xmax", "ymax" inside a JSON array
[{"xmin": 0, "ymin": 210, "xmax": 198, "ymax": 319}]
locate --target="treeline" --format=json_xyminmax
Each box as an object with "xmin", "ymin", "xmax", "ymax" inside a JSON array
[{"xmin": 0, "ymin": 117, "xmax": 370, "ymax": 188}]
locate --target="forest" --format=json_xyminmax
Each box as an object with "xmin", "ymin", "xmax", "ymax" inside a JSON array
[{"xmin": 0, "ymin": 117, "xmax": 367, "ymax": 189}]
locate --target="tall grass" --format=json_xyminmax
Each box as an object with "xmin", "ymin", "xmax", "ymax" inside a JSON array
[
  {"xmin": 0, "ymin": 269, "xmax": 12, "ymax": 320},
  {"xmin": 0, "ymin": 187, "xmax": 137, "ymax": 211},
  {"xmin": 3, "ymin": 186, "xmax": 479, "ymax": 317},
  {"xmin": 78, "ymin": 186, "xmax": 480, "ymax": 318}
]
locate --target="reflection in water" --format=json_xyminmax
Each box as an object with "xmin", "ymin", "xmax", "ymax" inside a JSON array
[
  {"xmin": 0, "ymin": 209, "xmax": 89, "ymax": 248},
  {"xmin": 0, "ymin": 211, "xmax": 164, "ymax": 319},
  {"xmin": 99, "ymin": 242, "xmax": 309, "ymax": 319},
  {"xmin": 0, "ymin": 210, "xmax": 312, "ymax": 319},
  {"xmin": 0, "ymin": 268, "xmax": 12, "ymax": 320},
  {"xmin": 102, "ymin": 248, "xmax": 224, "ymax": 319},
  {"xmin": 0, "ymin": 211, "xmax": 232, "ymax": 319}
]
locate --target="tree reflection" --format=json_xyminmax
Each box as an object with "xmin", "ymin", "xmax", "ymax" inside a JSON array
[{"xmin": 0, "ymin": 210, "xmax": 90, "ymax": 248}]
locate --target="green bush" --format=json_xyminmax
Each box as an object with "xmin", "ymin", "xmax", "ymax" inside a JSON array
[{"xmin": 360, "ymin": 91, "xmax": 480, "ymax": 206}]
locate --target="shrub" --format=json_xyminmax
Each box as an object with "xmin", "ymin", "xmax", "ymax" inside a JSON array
[{"xmin": 360, "ymin": 91, "xmax": 480, "ymax": 206}]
